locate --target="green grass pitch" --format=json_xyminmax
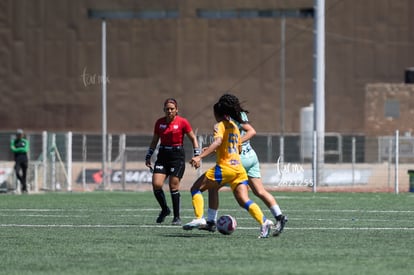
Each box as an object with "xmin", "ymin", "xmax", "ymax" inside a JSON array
[{"xmin": 0, "ymin": 191, "xmax": 413, "ymax": 275}]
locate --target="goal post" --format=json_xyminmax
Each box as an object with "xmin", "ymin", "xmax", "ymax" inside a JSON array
[
  {"xmin": 112, "ymin": 133, "xmax": 151, "ymax": 191},
  {"xmin": 30, "ymin": 131, "xmax": 72, "ymax": 192}
]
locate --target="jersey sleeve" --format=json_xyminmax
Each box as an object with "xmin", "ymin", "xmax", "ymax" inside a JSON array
[
  {"xmin": 213, "ymin": 122, "xmax": 224, "ymax": 139},
  {"xmin": 10, "ymin": 138, "xmax": 29, "ymax": 153},
  {"xmin": 240, "ymin": 112, "xmax": 249, "ymax": 123},
  {"xmin": 181, "ymin": 117, "xmax": 193, "ymax": 133},
  {"xmin": 153, "ymin": 118, "xmax": 162, "ymax": 135}
]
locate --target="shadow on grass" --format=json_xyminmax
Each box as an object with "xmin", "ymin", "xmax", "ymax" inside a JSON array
[{"xmin": 161, "ymin": 233, "xmax": 212, "ymax": 238}]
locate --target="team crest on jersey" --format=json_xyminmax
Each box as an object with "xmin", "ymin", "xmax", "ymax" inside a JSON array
[
  {"xmin": 159, "ymin": 124, "xmax": 167, "ymax": 129},
  {"xmin": 173, "ymin": 125, "xmax": 178, "ymax": 129}
]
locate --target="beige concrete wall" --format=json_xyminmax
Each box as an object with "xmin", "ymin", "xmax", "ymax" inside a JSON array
[
  {"xmin": 0, "ymin": 0, "xmax": 413, "ymax": 136},
  {"xmin": 365, "ymin": 83, "xmax": 414, "ymax": 136}
]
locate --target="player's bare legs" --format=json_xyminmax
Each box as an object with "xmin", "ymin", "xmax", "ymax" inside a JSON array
[
  {"xmin": 232, "ymin": 183, "xmax": 265, "ymax": 225},
  {"xmin": 248, "ymin": 176, "xmax": 287, "ymax": 236},
  {"xmin": 183, "ymin": 176, "xmax": 217, "ymax": 230},
  {"xmin": 248, "ymin": 177, "xmax": 278, "ymax": 208},
  {"xmin": 232, "ymin": 182, "xmax": 274, "ymax": 238}
]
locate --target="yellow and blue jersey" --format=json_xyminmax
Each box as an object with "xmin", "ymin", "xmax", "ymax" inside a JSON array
[{"xmin": 205, "ymin": 119, "xmax": 248, "ymax": 190}]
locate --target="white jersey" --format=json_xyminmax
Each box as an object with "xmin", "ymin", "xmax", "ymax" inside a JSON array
[
  {"xmin": 236, "ymin": 112, "xmax": 253, "ymax": 154},
  {"xmin": 233, "ymin": 112, "xmax": 261, "ymax": 178}
]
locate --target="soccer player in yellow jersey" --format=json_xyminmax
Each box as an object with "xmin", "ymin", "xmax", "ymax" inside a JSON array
[{"xmin": 183, "ymin": 101, "xmax": 274, "ymax": 238}]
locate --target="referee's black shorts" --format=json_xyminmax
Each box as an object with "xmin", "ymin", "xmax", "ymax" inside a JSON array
[{"xmin": 154, "ymin": 146, "xmax": 186, "ymax": 179}]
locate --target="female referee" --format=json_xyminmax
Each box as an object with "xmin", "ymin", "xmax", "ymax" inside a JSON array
[{"xmin": 145, "ymin": 98, "xmax": 200, "ymax": 225}]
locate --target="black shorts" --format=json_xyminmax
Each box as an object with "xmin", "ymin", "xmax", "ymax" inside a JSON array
[{"xmin": 154, "ymin": 146, "xmax": 186, "ymax": 179}]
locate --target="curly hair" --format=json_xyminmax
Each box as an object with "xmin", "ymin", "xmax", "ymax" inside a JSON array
[
  {"xmin": 213, "ymin": 101, "xmax": 228, "ymax": 120},
  {"xmin": 218, "ymin": 93, "xmax": 248, "ymax": 124}
]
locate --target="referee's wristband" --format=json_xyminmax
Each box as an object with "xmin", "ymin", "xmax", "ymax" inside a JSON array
[
  {"xmin": 145, "ymin": 148, "xmax": 154, "ymax": 161},
  {"xmin": 193, "ymin": 148, "xmax": 201, "ymax": 157}
]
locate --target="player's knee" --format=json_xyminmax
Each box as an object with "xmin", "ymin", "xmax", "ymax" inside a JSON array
[
  {"xmin": 252, "ymin": 188, "xmax": 266, "ymax": 198},
  {"xmin": 190, "ymin": 189, "xmax": 202, "ymax": 196}
]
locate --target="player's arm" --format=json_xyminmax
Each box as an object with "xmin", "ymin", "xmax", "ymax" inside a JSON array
[
  {"xmin": 21, "ymin": 139, "xmax": 29, "ymax": 153},
  {"xmin": 10, "ymin": 139, "xmax": 16, "ymax": 152},
  {"xmin": 10, "ymin": 139, "xmax": 29, "ymax": 153},
  {"xmin": 240, "ymin": 122, "xmax": 256, "ymax": 143},
  {"xmin": 145, "ymin": 134, "xmax": 159, "ymax": 168},
  {"xmin": 200, "ymin": 137, "xmax": 222, "ymax": 157},
  {"xmin": 190, "ymin": 137, "xmax": 222, "ymax": 168},
  {"xmin": 185, "ymin": 130, "xmax": 200, "ymax": 156}
]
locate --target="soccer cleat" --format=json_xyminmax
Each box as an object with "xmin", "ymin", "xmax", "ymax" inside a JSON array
[
  {"xmin": 258, "ymin": 219, "xmax": 274, "ymax": 238},
  {"xmin": 171, "ymin": 217, "xmax": 182, "ymax": 226},
  {"xmin": 182, "ymin": 218, "xmax": 206, "ymax": 230},
  {"xmin": 156, "ymin": 208, "xmax": 171, "ymax": 223},
  {"xmin": 273, "ymin": 215, "xmax": 288, "ymax": 237},
  {"xmin": 199, "ymin": 220, "xmax": 216, "ymax": 232}
]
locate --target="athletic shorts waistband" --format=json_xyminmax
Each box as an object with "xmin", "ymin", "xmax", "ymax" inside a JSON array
[{"xmin": 159, "ymin": 145, "xmax": 183, "ymax": 150}]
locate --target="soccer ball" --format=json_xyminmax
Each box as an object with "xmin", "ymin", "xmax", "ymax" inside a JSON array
[{"xmin": 217, "ymin": 215, "xmax": 237, "ymax": 235}]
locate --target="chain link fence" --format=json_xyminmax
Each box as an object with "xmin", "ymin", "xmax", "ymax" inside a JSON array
[{"xmin": 0, "ymin": 131, "xmax": 412, "ymax": 193}]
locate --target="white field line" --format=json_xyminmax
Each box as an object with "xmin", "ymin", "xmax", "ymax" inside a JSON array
[
  {"xmin": 273, "ymin": 196, "xmax": 388, "ymax": 200},
  {"xmin": 1, "ymin": 207, "xmax": 413, "ymax": 230},
  {"xmin": 0, "ymin": 224, "xmax": 414, "ymax": 231},
  {"xmin": 2, "ymin": 208, "xmax": 414, "ymax": 214},
  {"xmin": 0, "ymin": 213, "xmax": 407, "ymax": 224}
]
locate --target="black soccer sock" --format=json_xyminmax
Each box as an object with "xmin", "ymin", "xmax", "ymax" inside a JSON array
[
  {"xmin": 170, "ymin": 190, "xmax": 181, "ymax": 218},
  {"xmin": 154, "ymin": 189, "xmax": 168, "ymax": 211}
]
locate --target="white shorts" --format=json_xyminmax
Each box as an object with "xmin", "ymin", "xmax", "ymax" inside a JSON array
[{"xmin": 241, "ymin": 148, "xmax": 261, "ymax": 178}]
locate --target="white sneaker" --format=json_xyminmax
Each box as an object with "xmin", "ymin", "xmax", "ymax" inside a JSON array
[
  {"xmin": 182, "ymin": 218, "xmax": 206, "ymax": 230},
  {"xmin": 258, "ymin": 219, "xmax": 274, "ymax": 238}
]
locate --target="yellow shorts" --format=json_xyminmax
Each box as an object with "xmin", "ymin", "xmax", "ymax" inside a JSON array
[{"xmin": 205, "ymin": 164, "xmax": 248, "ymax": 191}]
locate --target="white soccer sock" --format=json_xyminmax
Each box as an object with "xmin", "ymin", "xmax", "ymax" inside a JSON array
[
  {"xmin": 207, "ymin": 208, "xmax": 218, "ymax": 222},
  {"xmin": 270, "ymin": 205, "xmax": 282, "ymax": 217}
]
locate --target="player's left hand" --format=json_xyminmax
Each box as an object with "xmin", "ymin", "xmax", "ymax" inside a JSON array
[{"xmin": 190, "ymin": 156, "xmax": 201, "ymax": 169}]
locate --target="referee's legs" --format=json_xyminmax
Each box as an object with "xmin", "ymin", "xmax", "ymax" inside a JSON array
[
  {"xmin": 169, "ymin": 176, "xmax": 181, "ymax": 225},
  {"xmin": 152, "ymin": 173, "xmax": 170, "ymax": 223}
]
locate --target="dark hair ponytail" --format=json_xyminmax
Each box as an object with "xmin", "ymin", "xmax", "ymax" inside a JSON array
[
  {"xmin": 213, "ymin": 102, "xmax": 226, "ymax": 118},
  {"xmin": 218, "ymin": 93, "xmax": 248, "ymax": 124}
]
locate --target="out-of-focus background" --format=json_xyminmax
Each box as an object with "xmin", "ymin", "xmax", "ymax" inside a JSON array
[{"xmin": 1, "ymin": 0, "xmax": 413, "ymax": 193}]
